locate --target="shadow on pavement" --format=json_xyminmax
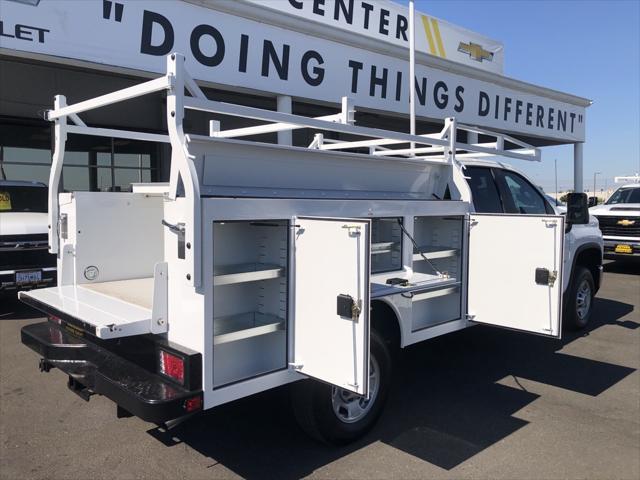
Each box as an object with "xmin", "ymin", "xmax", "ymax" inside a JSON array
[
  {"xmin": 148, "ymin": 295, "xmax": 637, "ymax": 477},
  {"xmin": 604, "ymin": 259, "xmax": 640, "ymax": 275}
]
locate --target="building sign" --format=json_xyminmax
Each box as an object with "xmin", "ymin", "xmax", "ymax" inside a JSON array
[
  {"xmin": 244, "ymin": 0, "xmax": 505, "ymax": 74},
  {"xmin": 0, "ymin": 0, "xmax": 586, "ymax": 142}
]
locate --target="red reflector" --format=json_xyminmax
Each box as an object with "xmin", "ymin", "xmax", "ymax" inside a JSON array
[
  {"xmin": 159, "ymin": 350, "xmax": 184, "ymax": 383},
  {"xmin": 184, "ymin": 396, "xmax": 202, "ymax": 413}
]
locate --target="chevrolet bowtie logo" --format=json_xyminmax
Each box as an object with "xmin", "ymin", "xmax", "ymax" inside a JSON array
[
  {"xmin": 617, "ymin": 219, "xmax": 636, "ymax": 226},
  {"xmin": 458, "ymin": 42, "xmax": 494, "ymax": 62}
]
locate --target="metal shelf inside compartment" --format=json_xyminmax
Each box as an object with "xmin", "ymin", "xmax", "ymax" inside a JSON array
[
  {"xmin": 213, "ymin": 312, "xmax": 285, "ymax": 345},
  {"xmin": 410, "ymin": 283, "xmax": 460, "ymax": 302},
  {"xmin": 213, "ymin": 263, "xmax": 285, "ymax": 286},
  {"xmin": 410, "ymin": 272, "xmax": 459, "ymax": 286},
  {"xmin": 371, "ymin": 241, "xmax": 400, "ymax": 255},
  {"xmin": 412, "ymin": 246, "xmax": 459, "ymax": 261}
]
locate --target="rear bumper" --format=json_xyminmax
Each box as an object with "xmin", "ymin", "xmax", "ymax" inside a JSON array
[
  {"xmin": 21, "ymin": 321, "xmax": 203, "ymax": 424},
  {"xmin": 0, "ymin": 267, "xmax": 56, "ymax": 293}
]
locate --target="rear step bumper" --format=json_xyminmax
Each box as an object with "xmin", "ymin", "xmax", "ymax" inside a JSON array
[{"xmin": 21, "ymin": 322, "xmax": 203, "ymax": 424}]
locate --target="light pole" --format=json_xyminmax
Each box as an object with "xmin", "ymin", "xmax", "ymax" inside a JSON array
[
  {"xmin": 554, "ymin": 158, "xmax": 558, "ymax": 200},
  {"xmin": 593, "ymin": 171, "xmax": 601, "ymax": 204},
  {"xmin": 408, "ymin": 0, "xmax": 415, "ymax": 154}
]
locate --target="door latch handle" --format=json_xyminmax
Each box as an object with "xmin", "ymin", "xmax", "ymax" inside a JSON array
[
  {"xmin": 337, "ymin": 294, "xmax": 362, "ymax": 321},
  {"xmin": 161, "ymin": 219, "xmax": 184, "ymax": 234},
  {"xmin": 162, "ymin": 220, "xmax": 186, "ymax": 259},
  {"xmin": 535, "ymin": 268, "xmax": 558, "ymax": 287}
]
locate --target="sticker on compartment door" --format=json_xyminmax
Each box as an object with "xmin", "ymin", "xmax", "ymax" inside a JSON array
[
  {"xmin": 0, "ymin": 191, "xmax": 11, "ymax": 211},
  {"xmin": 83, "ymin": 266, "xmax": 99, "ymax": 281}
]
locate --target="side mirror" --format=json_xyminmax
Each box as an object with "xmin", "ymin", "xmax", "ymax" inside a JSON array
[
  {"xmin": 566, "ymin": 193, "xmax": 589, "ymax": 227},
  {"xmin": 587, "ymin": 196, "xmax": 598, "ymax": 207}
]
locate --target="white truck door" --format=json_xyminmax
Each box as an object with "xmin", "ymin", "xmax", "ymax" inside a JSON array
[
  {"xmin": 467, "ymin": 214, "xmax": 564, "ymax": 337},
  {"xmin": 293, "ymin": 217, "xmax": 370, "ymax": 395}
]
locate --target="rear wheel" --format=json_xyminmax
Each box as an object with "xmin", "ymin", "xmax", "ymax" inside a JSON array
[
  {"xmin": 291, "ymin": 331, "xmax": 392, "ymax": 445},
  {"xmin": 564, "ymin": 266, "xmax": 595, "ymax": 330}
]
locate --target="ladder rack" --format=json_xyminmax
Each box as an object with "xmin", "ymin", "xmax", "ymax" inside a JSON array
[{"xmin": 44, "ymin": 52, "xmax": 541, "ymax": 288}]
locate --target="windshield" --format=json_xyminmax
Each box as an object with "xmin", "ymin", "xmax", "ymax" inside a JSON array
[
  {"xmin": 606, "ymin": 186, "xmax": 640, "ymax": 205},
  {"xmin": 0, "ymin": 185, "xmax": 48, "ymax": 213}
]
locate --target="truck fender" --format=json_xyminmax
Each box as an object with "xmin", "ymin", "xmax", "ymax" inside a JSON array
[
  {"xmin": 567, "ymin": 242, "xmax": 603, "ymax": 293},
  {"xmin": 370, "ymin": 299, "xmax": 403, "ymax": 352}
]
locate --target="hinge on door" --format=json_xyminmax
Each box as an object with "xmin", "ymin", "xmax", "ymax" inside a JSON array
[
  {"xmin": 548, "ymin": 270, "xmax": 558, "ymax": 287},
  {"xmin": 469, "ymin": 219, "xmax": 478, "ymax": 228},
  {"xmin": 289, "ymin": 363, "xmax": 303, "ymax": 371},
  {"xmin": 352, "ymin": 299, "xmax": 362, "ymax": 322},
  {"xmin": 466, "ymin": 314, "xmax": 476, "ymax": 321}
]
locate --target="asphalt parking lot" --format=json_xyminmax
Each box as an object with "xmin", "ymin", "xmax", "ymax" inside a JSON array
[{"xmin": 1, "ymin": 260, "xmax": 638, "ymax": 480}]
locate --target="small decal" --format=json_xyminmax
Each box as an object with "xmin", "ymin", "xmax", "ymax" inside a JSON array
[{"xmin": 84, "ymin": 266, "xmax": 99, "ymax": 281}]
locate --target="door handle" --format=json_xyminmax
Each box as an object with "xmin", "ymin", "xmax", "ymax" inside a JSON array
[
  {"xmin": 535, "ymin": 268, "xmax": 557, "ymax": 287},
  {"xmin": 337, "ymin": 294, "xmax": 362, "ymax": 321}
]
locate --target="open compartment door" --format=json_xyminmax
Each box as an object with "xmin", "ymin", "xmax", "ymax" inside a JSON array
[
  {"xmin": 292, "ymin": 217, "xmax": 370, "ymax": 395},
  {"xmin": 467, "ymin": 214, "xmax": 564, "ymax": 338}
]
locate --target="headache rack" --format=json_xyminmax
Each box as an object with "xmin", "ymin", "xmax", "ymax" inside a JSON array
[{"xmin": 45, "ymin": 53, "xmax": 540, "ymax": 288}]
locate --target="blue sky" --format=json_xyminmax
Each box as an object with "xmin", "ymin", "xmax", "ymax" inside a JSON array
[{"xmin": 404, "ymin": 0, "xmax": 640, "ymax": 193}]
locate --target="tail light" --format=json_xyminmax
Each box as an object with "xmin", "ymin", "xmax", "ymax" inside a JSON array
[
  {"xmin": 156, "ymin": 344, "xmax": 202, "ymax": 391},
  {"xmin": 184, "ymin": 395, "xmax": 203, "ymax": 413},
  {"xmin": 158, "ymin": 349, "xmax": 185, "ymax": 384}
]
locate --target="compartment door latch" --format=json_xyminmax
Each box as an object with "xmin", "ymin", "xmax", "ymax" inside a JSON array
[
  {"xmin": 535, "ymin": 268, "xmax": 558, "ymax": 287},
  {"xmin": 162, "ymin": 220, "xmax": 186, "ymax": 259},
  {"xmin": 337, "ymin": 294, "xmax": 362, "ymax": 321}
]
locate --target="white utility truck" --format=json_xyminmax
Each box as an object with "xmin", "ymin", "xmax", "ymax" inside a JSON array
[{"xmin": 20, "ymin": 55, "xmax": 599, "ymax": 444}]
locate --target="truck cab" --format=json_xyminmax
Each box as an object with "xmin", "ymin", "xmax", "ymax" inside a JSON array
[{"xmin": 461, "ymin": 159, "xmax": 603, "ymax": 330}]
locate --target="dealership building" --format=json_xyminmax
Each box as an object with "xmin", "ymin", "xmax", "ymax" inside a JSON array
[{"xmin": 0, "ymin": 0, "xmax": 590, "ymax": 192}]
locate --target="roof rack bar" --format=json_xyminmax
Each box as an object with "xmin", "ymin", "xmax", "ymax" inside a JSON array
[
  {"xmin": 47, "ymin": 75, "xmax": 172, "ymax": 121},
  {"xmin": 67, "ymin": 125, "xmax": 170, "ymax": 143},
  {"xmin": 183, "ymin": 96, "xmax": 451, "ymax": 149},
  {"xmin": 212, "ymin": 112, "xmax": 345, "ymax": 139}
]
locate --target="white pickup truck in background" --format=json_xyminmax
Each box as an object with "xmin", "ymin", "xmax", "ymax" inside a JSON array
[
  {"xmin": 462, "ymin": 160, "xmax": 604, "ymax": 329},
  {"xmin": 0, "ymin": 180, "xmax": 57, "ymax": 296},
  {"xmin": 590, "ymin": 182, "xmax": 640, "ymax": 260}
]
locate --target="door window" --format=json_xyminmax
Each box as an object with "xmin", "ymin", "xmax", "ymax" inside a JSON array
[
  {"xmin": 464, "ymin": 167, "xmax": 503, "ymax": 213},
  {"xmin": 498, "ymin": 171, "xmax": 551, "ymax": 214}
]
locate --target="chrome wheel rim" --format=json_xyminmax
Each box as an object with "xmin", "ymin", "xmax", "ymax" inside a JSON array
[
  {"xmin": 575, "ymin": 279, "xmax": 592, "ymax": 320},
  {"xmin": 331, "ymin": 356, "xmax": 380, "ymax": 424}
]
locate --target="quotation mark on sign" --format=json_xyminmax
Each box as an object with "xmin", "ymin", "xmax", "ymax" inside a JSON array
[
  {"xmin": 103, "ymin": 0, "xmax": 124, "ymax": 22},
  {"xmin": 578, "ymin": 114, "xmax": 583, "ymax": 123}
]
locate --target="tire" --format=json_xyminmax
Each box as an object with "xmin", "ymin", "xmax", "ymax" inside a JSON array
[
  {"xmin": 564, "ymin": 266, "xmax": 595, "ymax": 330},
  {"xmin": 290, "ymin": 330, "xmax": 392, "ymax": 445}
]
